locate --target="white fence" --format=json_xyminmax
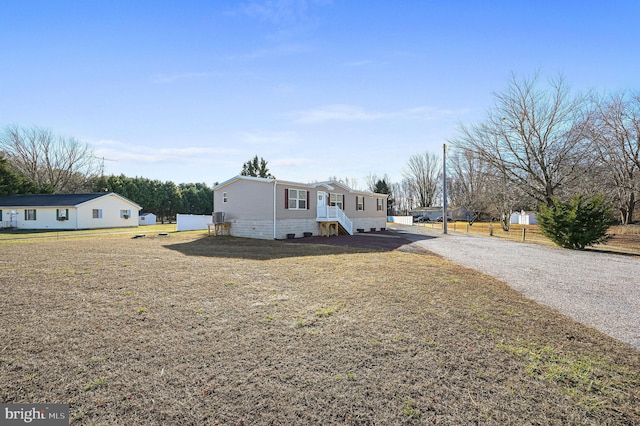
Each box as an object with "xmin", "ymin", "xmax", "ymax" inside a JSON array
[
  {"xmin": 176, "ymin": 214, "xmax": 212, "ymax": 231},
  {"xmin": 387, "ymin": 216, "xmax": 413, "ymax": 225}
]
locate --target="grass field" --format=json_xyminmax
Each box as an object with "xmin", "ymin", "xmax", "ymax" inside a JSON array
[{"xmin": 0, "ymin": 231, "xmax": 638, "ymax": 424}]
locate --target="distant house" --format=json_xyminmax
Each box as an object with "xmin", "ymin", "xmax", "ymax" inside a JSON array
[
  {"xmin": 0, "ymin": 193, "xmax": 141, "ymax": 230},
  {"xmin": 510, "ymin": 210, "xmax": 538, "ymax": 225},
  {"xmin": 138, "ymin": 212, "xmax": 157, "ymax": 226},
  {"xmin": 212, "ymin": 176, "xmax": 388, "ymax": 240}
]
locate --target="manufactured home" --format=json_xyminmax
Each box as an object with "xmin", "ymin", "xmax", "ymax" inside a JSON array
[{"xmin": 212, "ymin": 176, "xmax": 388, "ymax": 240}]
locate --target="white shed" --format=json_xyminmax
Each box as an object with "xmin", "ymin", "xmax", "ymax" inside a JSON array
[
  {"xmin": 139, "ymin": 212, "xmax": 157, "ymax": 226},
  {"xmin": 510, "ymin": 210, "xmax": 538, "ymax": 225}
]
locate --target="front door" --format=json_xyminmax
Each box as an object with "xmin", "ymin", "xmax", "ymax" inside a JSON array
[{"xmin": 317, "ymin": 191, "xmax": 327, "ymax": 218}]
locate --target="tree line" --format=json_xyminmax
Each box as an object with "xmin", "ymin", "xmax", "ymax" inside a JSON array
[
  {"xmin": 395, "ymin": 73, "xmax": 639, "ymax": 229},
  {"xmin": 93, "ymin": 175, "xmax": 213, "ymax": 223},
  {"xmin": 0, "ymin": 126, "xmax": 213, "ymax": 223}
]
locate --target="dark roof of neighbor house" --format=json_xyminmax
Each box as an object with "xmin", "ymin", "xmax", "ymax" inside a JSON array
[{"xmin": 0, "ymin": 193, "xmax": 110, "ymax": 207}]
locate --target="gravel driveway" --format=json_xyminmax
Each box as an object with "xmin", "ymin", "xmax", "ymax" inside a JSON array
[{"xmin": 389, "ymin": 224, "xmax": 640, "ymax": 349}]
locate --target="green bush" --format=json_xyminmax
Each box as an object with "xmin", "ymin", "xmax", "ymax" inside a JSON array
[{"xmin": 538, "ymin": 194, "xmax": 614, "ymax": 250}]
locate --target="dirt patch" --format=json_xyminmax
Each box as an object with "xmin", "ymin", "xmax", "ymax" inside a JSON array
[
  {"xmin": 286, "ymin": 230, "xmax": 435, "ymax": 254},
  {"xmin": 1, "ymin": 233, "xmax": 638, "ymax": 425}
]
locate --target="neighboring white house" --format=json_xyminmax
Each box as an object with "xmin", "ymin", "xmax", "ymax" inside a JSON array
[
  {"xmin": 510, "ymin": 210, "xmax": 538, "ymax": 225},
  {"xmin": 138, "ymin": 212, "xmax": 157, "ymax": 226},
  {"xmin": 212, "ymin": 176, "xmax": 388, "ymax": 240},
  {"xmin": 0, "ymin": 193, "xmax": 141, "ymax": 230}
]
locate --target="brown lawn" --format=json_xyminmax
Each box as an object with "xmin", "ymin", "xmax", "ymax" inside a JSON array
[
  {"xmin": 417, "ymin": 222, "xmax": 640, "ymax": 256},
  {"xmin": 0, "ymin": 232, "xmax": 638, "ymax": 425}
]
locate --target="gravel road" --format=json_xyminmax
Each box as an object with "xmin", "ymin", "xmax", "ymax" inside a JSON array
[{"xmin": 389, "ymin": 224, "xmax": 640, "ymax": 349}]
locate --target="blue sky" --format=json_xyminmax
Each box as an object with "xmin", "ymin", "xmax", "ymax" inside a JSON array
[{"xmin": 1, "ymin": 1, "xmax": 638, "ymax": 188}]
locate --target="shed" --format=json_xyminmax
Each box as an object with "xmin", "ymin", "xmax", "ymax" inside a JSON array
[
  {"xmin": 510, "ymin": 210, "xmax": 538, "ymax": 225},
  {"xmin": 139, "ymin": 212, "xmax": 157, "ymax": 226}
]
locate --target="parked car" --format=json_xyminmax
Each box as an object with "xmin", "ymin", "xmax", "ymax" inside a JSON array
[{"xmin": 435, "ymin": 216, "xmax": 452, "ymax": 222}]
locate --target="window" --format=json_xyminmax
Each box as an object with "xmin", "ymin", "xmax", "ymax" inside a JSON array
[
  {"xmin": 356, "ymin": 196, "xmax": 364, "ymax": 211},
  {"xmin": 25, "ymin": 209, "xmax": 37, "ymax": 221},
  {"xmin": 92, "ymin": 209, "xmax": 102, "ymax": 219},
  {"xmin": 223, "ymin": 192, "xmax": 228, "ymax": 203},
  {"xmin": 330, "ymin": 193, "xmax": 344, "ymax": 209},
  {"xmin": 377, "ymin": 198, "xmax": 383, "ymax": 211},
  {"xmin": 120, "ymin": 209, "xmax": 131, "ymax": 219},
  {"xmin": 287, "ymin": 189, "xmax": 307, "ymax": 210},
  {"xmin": 0, "ymin": 210, "xmax": 2, "ymax": 221},
  {"xmin": 56, "ymin": 209, "xmax": 69, "ymax": 221}
]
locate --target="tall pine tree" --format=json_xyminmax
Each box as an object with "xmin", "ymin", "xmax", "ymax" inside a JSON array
[{"xmin": 240, "ymin": 155, "xmax": 274, "ymax": 178}]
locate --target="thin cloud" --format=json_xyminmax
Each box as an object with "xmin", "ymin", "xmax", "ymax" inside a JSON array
[
  {"xmin": 291, "ymin": 104, "xmax": 468, "ymax": 124},
  {"xmin": 92, "ymin": 140, "xmax": 239, "ymax": 164},
  {"xmin": 237, "ymin": 130, "xmax": 298, "ymax": 145},
  {"xmin": 292, "ymin": 104, "xmax": 385, "ymax": 123},
  {"xmin": 272, "ymin": 157, "xmax": 311, "ymax": 167},
  {"xmin": 342, "ymin": 59, "xmax": 375, "ymax": 68},
  {"xmin": 227, "ymin": 43, "xmax": 312, "ymax": 61},
  {"xmin": 235, "ymin": 0, "xmax": 331, "ymax": 40},
  {"xmin": 240, "ymin": 0, "xmax": 328, "ymax": 26}
]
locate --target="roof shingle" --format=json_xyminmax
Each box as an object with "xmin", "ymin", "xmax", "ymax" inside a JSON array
[{"xmin": 0, "ymin": 193, "xmax": 108, "ymax": 207}]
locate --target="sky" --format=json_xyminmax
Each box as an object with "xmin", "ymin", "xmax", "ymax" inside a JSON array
[{"xmin": 1, "ymin": 1, "xmax": 639, "ymax": 189}]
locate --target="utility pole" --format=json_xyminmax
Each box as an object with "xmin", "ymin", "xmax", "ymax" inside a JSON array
[{"xmin": 442, "ymin": 143, "xmax": 448, "ymax": 234}]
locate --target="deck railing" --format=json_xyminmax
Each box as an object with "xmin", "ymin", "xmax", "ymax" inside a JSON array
[{"xmin": 317, "ymin": 206, "xmax": 353, "ymax": 235}]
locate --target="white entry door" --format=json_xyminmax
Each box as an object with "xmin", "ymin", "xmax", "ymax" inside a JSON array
[{"xmin": 317, "ymin": 191, "xmax": 327, "ymax": 218}]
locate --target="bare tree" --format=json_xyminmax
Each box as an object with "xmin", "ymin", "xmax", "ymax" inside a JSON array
[
  {"xmin": 390, "ymin": 181, "xmax": 412, "ymax": 215},
  {"xmin": 0, "ymin": 125, "xmax": 99, "ymax": 193},
  {"xmin": 588, "ymin": 92, "xmax": 640, "ymax": 224},
  {"xmin": 327, "ymin": 176, "xmax": 359, "ymax": 190},
  {"xmin": 452, "ymin": 73, "xmax": 592, "ymax": 207},
  {"xmin": 484, "ymin": 165, "xmax": 528, "ymax": 231},
  {"xmin": 448, "ymin": 147, "xmax": 492, "ymax": 224},
  {"xmin": 364, "ymin": 173, "xmax": 378, "ymax": 192},
  {"xmin": 402, "ymin": 152, "xmax": 441, "ymax": 207}
]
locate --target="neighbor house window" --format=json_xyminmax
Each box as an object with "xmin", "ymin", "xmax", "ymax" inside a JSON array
[
  {"xmin": 223, "ymin": 192, "xmax": 228, "ymax": 203},
  {"xmin": 0, "ymin": 210, "xmax": 3, "ymax": 221},
  {"xmin": 25, "ymin": 209, "xmax": 37, "ymax": 220},
  {"xmin": 377, "ymin": 198, "xmax": 383, "ymax": 211},
  {"xmin": 92, "ymin": 209, "xmax": 102, "ymax": 219},
  {"xmin": 56, "ymin": 209, "xmax": 69, "ymax": 221},
  {"xmin": 356, "ymin": 196, "xmax": 364, "ymax": 211},
  {"xmin": 120, "ymin": 209, "xmax": 131, "ymax": 219},
  {"xmin": 330, "ymin": 193, "xmax": 344, "ymax": 209},
  {"xmin": 286, "ymin": 189, "xmax": 307, "ymax": 210}
]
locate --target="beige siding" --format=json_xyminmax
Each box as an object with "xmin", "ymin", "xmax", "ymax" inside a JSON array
[
  {"xmin": 276, "ymin": 183, "xmax": 316, "ymax": 220},
  {"xmin": 214, "ymin": 178, "xmax": 275, "ymax": 221}
]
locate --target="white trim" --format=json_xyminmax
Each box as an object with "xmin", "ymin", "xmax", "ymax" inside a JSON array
[{"xmin": 273, "ymin": 180, "xmax": 277, "ymax": 239}]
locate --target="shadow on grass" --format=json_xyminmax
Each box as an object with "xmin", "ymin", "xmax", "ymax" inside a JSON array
[{"xmin": 164, "ymin": 231, "xmax": 436, "ymax": 260}]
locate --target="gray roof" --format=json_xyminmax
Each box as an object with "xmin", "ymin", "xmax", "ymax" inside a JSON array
[{"xmin": 0, "ymin": 193, "xmax": 109, "ymax": 207}]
